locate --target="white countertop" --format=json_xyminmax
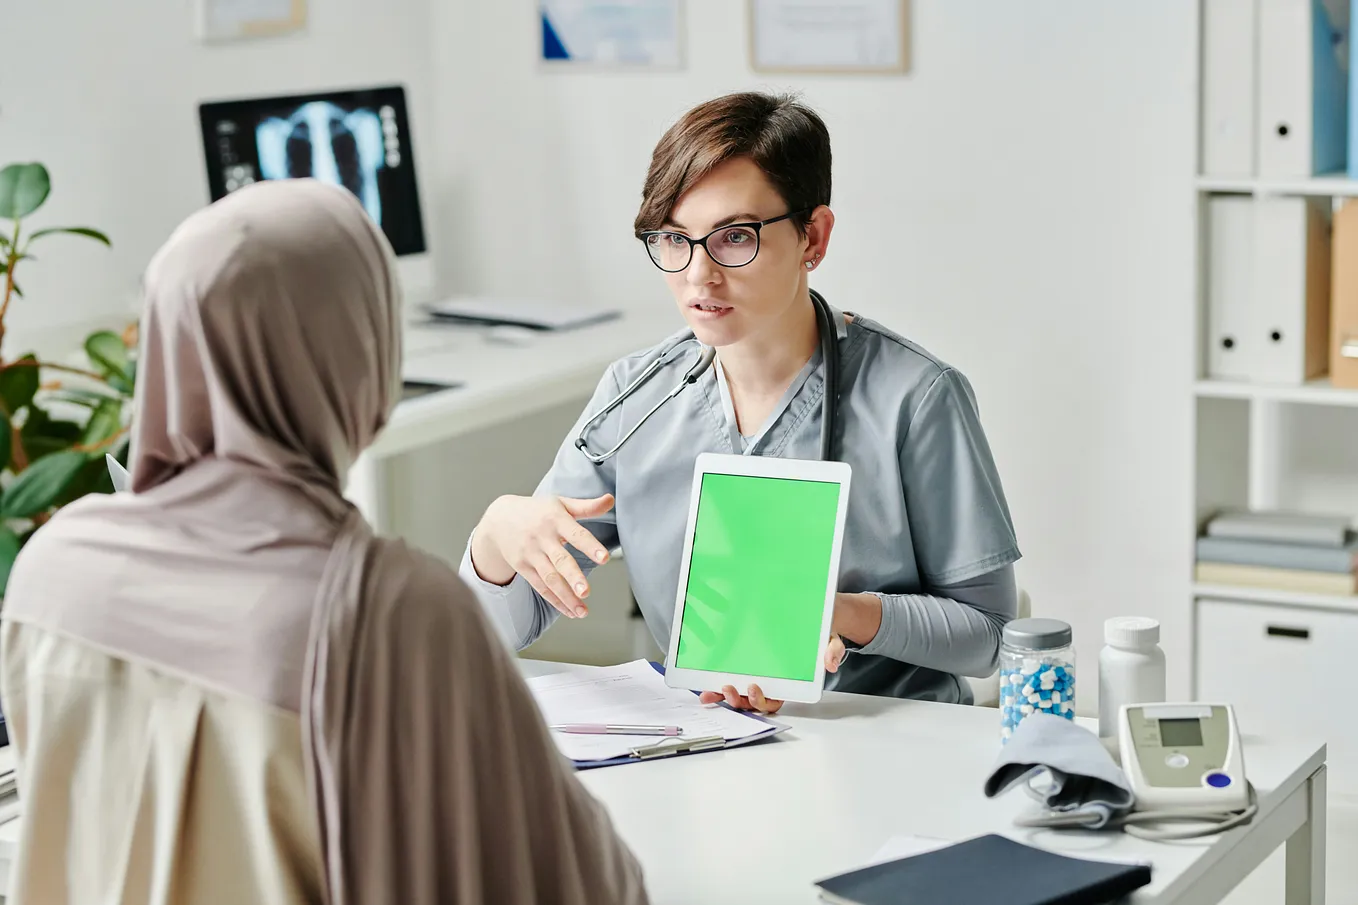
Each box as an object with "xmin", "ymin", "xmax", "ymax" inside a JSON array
[
  {"xmin": 518, "ymin": 661, "xmax": 1325, "ymax": 904},
  {"xmin": 374, "ymin": 307, "xmax": 683, "ymax": 459}
]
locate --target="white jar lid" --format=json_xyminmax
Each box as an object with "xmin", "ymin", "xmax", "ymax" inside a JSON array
[{"xmin": 1105, "ymin": 616, "xmax": 1160, "ymax": 648}]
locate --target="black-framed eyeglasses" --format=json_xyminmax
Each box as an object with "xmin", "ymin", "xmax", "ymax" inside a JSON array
[{"xmin": 639, "ymin": 209, "xmax": 809, "ymax": 273}]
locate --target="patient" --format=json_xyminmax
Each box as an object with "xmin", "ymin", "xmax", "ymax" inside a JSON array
[{"xmin": 0, "ymin": 179, "xmax": 647, "ymax": 905}]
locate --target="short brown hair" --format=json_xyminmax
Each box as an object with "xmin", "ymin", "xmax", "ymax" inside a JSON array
[{"xmin": 634, "ymin": 92, "xmax": 831, "ymax": 237}]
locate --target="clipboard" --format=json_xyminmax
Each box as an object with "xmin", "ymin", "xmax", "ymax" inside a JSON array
[{"xmin": 569, "ymin": 662, "xmax": 789, "ymax": 770}]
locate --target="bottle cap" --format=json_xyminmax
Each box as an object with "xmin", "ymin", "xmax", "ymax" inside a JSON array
[
  {"xmin": 1105, "ymin": 616, "xmax": 1160, "ymax": 648},
  {"xmin": 1002, "ymin": 617, "xmax": 1072, "ymax": 651}
]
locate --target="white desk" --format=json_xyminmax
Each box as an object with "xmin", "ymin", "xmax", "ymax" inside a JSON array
[
  {"xmin": 0, "ymin": 669, "xmax": 1326, "ymax": 905},
  {"xmin": 520, "ymin": 662, "xmax": 1327, "ymax": 905},
  {"xmin": 345, "ymin": 307, "xmax": 682, "ymax": 531}
]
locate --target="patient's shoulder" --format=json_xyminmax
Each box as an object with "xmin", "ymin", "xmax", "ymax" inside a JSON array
[{"xmin": 363, "ymin": 537, "xmax": 483, "ymax": 626}]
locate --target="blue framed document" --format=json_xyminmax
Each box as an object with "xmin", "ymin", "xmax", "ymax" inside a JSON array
[{"xmin": 540, "ymin": 0, "xmax": 684, "ymax": 68}]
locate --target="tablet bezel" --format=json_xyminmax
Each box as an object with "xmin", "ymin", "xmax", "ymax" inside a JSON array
[{"xmin": 663, "ymin": 452, "xmax": 852, "ymax": 704}]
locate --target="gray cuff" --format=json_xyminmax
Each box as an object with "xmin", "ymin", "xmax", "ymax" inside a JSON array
[
  {"xmin": 852, "ymin": 592, "xmax": 897, "ymax": 658},
  {"xmin": 458, "ymin": 534, "xmax": 517, "ymax": 598},
  {"xmin": 458, "ymin": 535, "xmax": 536, "ymax": 650}
]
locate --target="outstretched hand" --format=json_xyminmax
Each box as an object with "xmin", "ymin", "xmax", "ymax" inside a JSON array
[
  {"xmin": 472, "ymin": 493, "xmax": 615, "ymax": 618},
  {"xmin": 697, "ymin": 634, "xmax": 847, "ymax": 714}
]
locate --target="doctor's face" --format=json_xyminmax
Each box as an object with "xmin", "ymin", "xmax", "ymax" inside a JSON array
[{"xmin": 654, "ymin": 157, "xmax": 817, "ymax": 348}]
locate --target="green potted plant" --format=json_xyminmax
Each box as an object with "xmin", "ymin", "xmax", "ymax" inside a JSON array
[{"xmin": 0, "ymin": 162, "xmax": 137, "ymax": 593}]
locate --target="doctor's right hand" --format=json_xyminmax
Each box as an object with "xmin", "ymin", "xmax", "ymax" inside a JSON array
[{"xmin": 470, "ymin": 493, "xmax": 615, "ymax": 619}]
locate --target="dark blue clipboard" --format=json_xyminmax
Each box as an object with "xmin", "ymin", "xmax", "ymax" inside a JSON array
[{"xmin": 570, "ymin": 662, "xmax": 789, "ymax": 770}]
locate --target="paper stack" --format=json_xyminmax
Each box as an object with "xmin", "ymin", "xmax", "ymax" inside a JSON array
[{"xmin": 1196, "ymin": 509, "xmax": 1358, "ymax": 596}]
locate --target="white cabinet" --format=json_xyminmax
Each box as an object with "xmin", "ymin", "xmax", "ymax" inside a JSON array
[{"xmin": 1195, "ymin": 597, "xmax": 1358, "ymax": 794}]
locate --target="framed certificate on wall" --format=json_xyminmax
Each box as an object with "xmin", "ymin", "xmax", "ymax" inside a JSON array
[
  {"xmin": 541, "ymin": 0, "xmax": 685, "ymax": 68},
  {"xmin": 749, "ymin": 0, "xmax": 910, "ymax": 74},
  {"xmin": 196, "ymin": 0, "xmax": 307, "ymax": 42}
]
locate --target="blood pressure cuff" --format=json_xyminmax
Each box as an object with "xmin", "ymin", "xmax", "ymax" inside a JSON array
[{"xmin": 983, "ymin": 713, "xmax": 1135, "ymax": 829}]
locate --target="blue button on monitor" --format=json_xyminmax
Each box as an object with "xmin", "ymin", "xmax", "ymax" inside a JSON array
[{"xmin": 1206, "ymin": 772, "xmax": 1232, "ymax": 788}]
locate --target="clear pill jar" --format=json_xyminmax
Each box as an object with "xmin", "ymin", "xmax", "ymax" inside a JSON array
[{"xmin": 999, "ymin": 617, "xmax": 1075, "ymax": 743}]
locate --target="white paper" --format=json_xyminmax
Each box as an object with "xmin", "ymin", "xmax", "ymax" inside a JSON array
[
  {"xmin": 528, "ymin": 659, "xmax": 776, "ymax": 761},
  {"xmin": 106, "ymin": 454, "xmax": 129, "ymax": 493},
  {"xmin": 867, "ymin": 834, "xmax": 953, "ymax": 866},
  {"xmin": 752, "ymin": 0, "xmax": 906, "ymax": 72},
  {"xmin": 198, "ymin": 0, "xmax": 305, "ymax": 41},
  {"xmin": 540, "ymin": 0, "xmax": 683, "ymax": 67}
]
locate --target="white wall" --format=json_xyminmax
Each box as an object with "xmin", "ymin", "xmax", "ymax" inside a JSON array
[
  {"xmin": 420, "ymin": 1, "xmax": 1201, "ymax": 701},
  {"xmin": 4, "ymin": 0, "xmax": 1203, "ymax": 702},
  {"xmin": 0, "ymin": 0, "xmax": 437, "ymax": 350}
]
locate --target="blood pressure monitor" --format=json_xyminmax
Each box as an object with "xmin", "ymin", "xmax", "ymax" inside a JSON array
[{"xmin": 1118, "ymin": 703, "xmax": 1249, "ymax": 812}]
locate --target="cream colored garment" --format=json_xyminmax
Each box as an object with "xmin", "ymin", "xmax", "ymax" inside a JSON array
[
  {"xmin": 0, "ymin": 179, "xmax": 646, "ymax": 905},
  {"xmin": 0, "ymin": 624, "xmax": 324, "ymax": 905}
]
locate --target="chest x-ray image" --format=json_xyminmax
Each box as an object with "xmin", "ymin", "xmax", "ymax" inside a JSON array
[
  {"xmin": 256, "ymin": 101, "xmax": 387, "ymax": 227},
  {"xmin": 198, "ymin": 86, "xmax": 426, "ymax": 257}
]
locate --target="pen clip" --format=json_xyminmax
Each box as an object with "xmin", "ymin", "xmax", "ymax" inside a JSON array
[{"xmin": 630, "ymin": 734, "xmax": 725, "ymax": 760}]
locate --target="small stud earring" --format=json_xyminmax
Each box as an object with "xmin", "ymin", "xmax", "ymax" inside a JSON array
[{"xmin": 805, "ymin": 260, "xmax": 815, "ymax": 270}]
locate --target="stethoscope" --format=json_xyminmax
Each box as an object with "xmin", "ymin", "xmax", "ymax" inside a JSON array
[{"xmin": 574, "ymin": 289, "xmax": 841, "ymax": 464}]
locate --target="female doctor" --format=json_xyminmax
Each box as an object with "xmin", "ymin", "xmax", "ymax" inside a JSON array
[{"xmin": 461, "ymin": 91, "xmax": 1021, "ymax": 713}]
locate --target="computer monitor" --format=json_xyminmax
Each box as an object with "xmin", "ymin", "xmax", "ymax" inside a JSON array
[{"xmin": 198, "ymin": 85, "xmax": 434, "ymax": 301}]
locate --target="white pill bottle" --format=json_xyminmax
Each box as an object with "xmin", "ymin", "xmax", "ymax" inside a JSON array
[{"xmin": 1098, "ymin": 616, "xmax": 1166, "ymax": 742}]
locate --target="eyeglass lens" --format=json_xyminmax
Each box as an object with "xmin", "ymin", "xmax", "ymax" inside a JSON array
[{"xmin": 645, "ymin": 225, "xmax": 760, "ymax": 272}]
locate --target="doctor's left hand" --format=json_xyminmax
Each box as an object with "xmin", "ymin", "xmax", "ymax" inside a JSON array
[{"xmin": 698, "ymin": 634, "xmax": 846, "ymax": 714}]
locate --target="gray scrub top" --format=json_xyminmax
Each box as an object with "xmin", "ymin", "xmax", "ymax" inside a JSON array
[{"xmin": 461, "ymin": 305, "xmax": 1022, "ymax": 703}]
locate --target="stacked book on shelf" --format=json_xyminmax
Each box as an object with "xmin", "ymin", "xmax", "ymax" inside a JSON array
[{"xmin": 1196, "ymin": 510, "xmax": 1358, "ymax": 597}]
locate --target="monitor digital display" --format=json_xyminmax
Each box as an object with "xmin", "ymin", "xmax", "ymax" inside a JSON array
[
  {"xmin": 198, "ymin": 85, "xmax": 426, "ymax": 257},
  {"xmin": 1158, "ymin": 718, "xmax": 1204, "ymax": 748}
]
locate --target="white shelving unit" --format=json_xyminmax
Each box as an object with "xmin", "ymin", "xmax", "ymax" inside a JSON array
[
  {"xmin": 1191, "ymin": 583, "xmax": 1358, "ymax": 615},
  {"xmin": 1194, "ymin": 172, "xmax": 1358, "ymax": 197},
  {"xmin": 1192, "ymin": 4, "xmax": 1358, "ymax": 796},
  {"xmin": 1194, "ymin": 378, "xmax": 1358, "ymax": 407}
]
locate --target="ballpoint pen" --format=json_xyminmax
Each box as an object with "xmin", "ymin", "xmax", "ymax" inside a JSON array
[{"xmin": 550, "ymin": 723, "xmax": 683, "ymax": 736}]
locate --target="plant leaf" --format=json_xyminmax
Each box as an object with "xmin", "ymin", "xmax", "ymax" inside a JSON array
[
  {"xmin": 21, "ymin": 406, "xmax": 82, "ymax": 462},
  {"xmin": 1, "ymin": 449, "xmax": 86, "ymax": 518},
  {"xmin": 10, "ymin": 282, "xmax": 21, "ymax": 299},
  {"xmin": 85, "ymin": 330, "xmax": 128, "ymax": 379},
  {"xmin": 0, "ymin": 355, "xmax": 40, "ymax": 415},
  {"xmin": 80, "ymin": 398, "xmax": 122, "ymax": 446},
  {"xmin": 0, "ymin": 524, "xmax": 21, "ymax": 598},
  {"xmin": 54, "ymin": 455, "xmax": 112, "ymax": 507},
  {"xmin": 25, "ymin": 226, "xmax": 110, "ymax": 247},
  {"xmin": 0, "ymin": 410, "xmax": 11, "ymax": 473},
  {"xmin": 0, "ymin": 163, "xmax": 52, "ymax": 220},
  {"xmin": 48, "ymin": 388, "xmax": 120, "ymax": 409}
]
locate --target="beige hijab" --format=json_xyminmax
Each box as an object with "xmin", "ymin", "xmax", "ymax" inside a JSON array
[{"xmin": 1, "ymin": 179, "xmax": 646, "ymax": 904}]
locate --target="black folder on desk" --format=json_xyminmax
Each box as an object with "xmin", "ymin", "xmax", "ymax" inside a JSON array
[{"xmin": 814, "ymin": 834, "xmax": 1151, "ymax": 905}]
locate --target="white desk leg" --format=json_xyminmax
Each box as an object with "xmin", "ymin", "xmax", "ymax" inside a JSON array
[
  {"xmin": 1285, "ymin": 765, "xmax": 1327, "ymax": 905},
  {"xmin": 345, "ymin": 451, "xmax": 388, "ymax": 535}
]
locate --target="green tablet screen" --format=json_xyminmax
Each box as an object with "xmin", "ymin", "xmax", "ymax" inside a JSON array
[{"xmin": 674, "ymin": 473, "xmax": 842, "ymax": 681}]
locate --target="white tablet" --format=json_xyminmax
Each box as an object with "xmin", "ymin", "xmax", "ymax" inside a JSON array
[{"xmin": 664, "ymin": 452, "xmax": 852, "ymax": 704}]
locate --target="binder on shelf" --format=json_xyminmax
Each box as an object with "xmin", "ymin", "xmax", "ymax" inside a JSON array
[
  {"xmin": 1258, "ymin": 0, "xmax": 1349, "ymax": 177},
  {"xmin": 1207, "ymin": 196, "xmax": 1257, "ymax": 380},
  {"xmin": 1203, "ymin": 0, "xmax": 1259, "ymax": 176},
  {"xmin": 1332, "ymin": 198, "xmax": 1358, "ymax": 387},
  {"xmin": 1251, "ymin": 195, "xmax": 1331, "ymax": 383}
]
